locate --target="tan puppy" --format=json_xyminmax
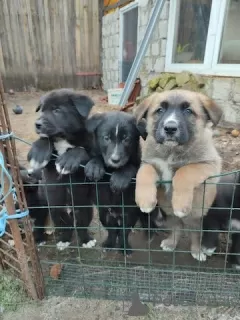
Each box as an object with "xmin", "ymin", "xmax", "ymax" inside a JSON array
[{"xmin": 134, "ymin": 90, "xmax": 222, "ymax": 261}]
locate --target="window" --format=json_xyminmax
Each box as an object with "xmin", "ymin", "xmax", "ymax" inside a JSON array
[
  {"xmin": 165, "ymin": 0, "xmax": 240, "ymax": 76},
  {"xmin": 119, "ymin": 2, "xmax": 138, "ymax": 82}
]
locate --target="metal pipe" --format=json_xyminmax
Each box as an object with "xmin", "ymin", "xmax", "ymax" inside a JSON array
[{"xmin": 119, "ymin": 0, "xmax": 167, "ymax": 107}]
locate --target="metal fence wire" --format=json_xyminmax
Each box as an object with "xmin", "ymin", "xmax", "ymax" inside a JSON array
[{"xmin": 1, "ymin": 133, "xmax": 240, "ymax": 307}]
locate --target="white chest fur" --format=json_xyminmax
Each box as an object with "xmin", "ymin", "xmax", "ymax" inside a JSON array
[
  {"xmin": 54, "ymin": 139, "xmax": 75, "ymax": 156},
  {"xmin": 150, "ymin": 158, "xmax": 173, "ymax": 192}
]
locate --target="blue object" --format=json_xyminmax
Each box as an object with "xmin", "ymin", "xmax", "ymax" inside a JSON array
[
  {"xmin": 0, "ymin": 149, "xmax": 29, "ymax": 237},
  {"xmin": 12, "ymin": 105, "xmax": 23, "ymax": 114},
  {"xmin": 0, "ymin": 208, "xmax": 29, "ymax": 237}
]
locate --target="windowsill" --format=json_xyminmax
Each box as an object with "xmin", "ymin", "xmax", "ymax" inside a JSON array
[{"xmin": 165, "ymin": 64, "xmax": 240, "ymax": 77}]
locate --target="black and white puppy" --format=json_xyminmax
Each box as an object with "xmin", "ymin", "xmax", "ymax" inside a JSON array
[
  {"xmin": 201, "ymin": 172, "xmax": 240, "ymax": 268},
  {"xmin": 18, "ymin": 166, "xmax": 49, "ymax": 245},
  {"xmin": 84, "ymin": 111, "xmax": 161, "ymax": 255},
  {"xmin": 27, "ymin": 89, "xmax": 96, "ymax": 251}
]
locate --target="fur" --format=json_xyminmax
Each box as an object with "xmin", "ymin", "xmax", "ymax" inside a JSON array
[
  {"xmin": 134, "ymin": 90, "xmax": 223, "ymax": 261},
  {"xmin": 27, "ymin": 89, "xmax": 96, "ymax": 250},
  {"xmin": 84, "ymin": 111, "xmax": 162, "ymax": 255},
  {"xmin": 18, "ymin": 166, "xmax": 49, "ymax": 244},
  {"xmin": 201, "ymin": 172, "xmax": 240, "ymax": 268}
]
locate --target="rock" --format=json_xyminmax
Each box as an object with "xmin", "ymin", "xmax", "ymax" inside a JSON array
[
  {"xmin": 158, "ymin": 73, "xmax": 175, "ymax": 88},
  {"xmin": 156, "ymin": 86, "xmax": 163, "ymax": 92},
  {"xmin": 8, "ymin": 89, "xmax": 14, "ymax": 95},
  {"xmin": 164, "ymin": 78, "xmax": 177, "ymax": 90},
  {"xmin": 12, "ymin": 105, "xmax": 23, "ymax": 114},
  {"xmin": 175, "ymin": 71, "xmax": 191, "ymax": 86},
  {"xmin": 231, "ymin": 129, "xmax": 240, "ymax": 137},
  {"xmin": 212, "ymin": 129, "xmax": 221, "ymax": 137},
  {"xmin": 148, "ymin": 78, "xmax": 160, "ymax": 90},
  {"xmin": 193, "ymin": 74, "xmax": 206, "ymax": 88}
]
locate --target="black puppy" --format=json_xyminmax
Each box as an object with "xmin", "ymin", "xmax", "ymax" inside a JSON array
[
  {"xmin": 18, "ymin": 166, "xmax": 49, "ymax": 245},
  {"xmin": 84, "ymin": 111, "xmax": 161, "ymax": 255},
  {"xmin": 27, "ymin": 89, "xmax": 96, "ymax": 251},
  {"xmin": 201, "ymin": 172, "xmax": 240, "ymax": 268}
]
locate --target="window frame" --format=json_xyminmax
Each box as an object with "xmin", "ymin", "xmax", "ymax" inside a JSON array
[
  {"xmin": 119, "ymin": 0, "xmax": 139, "ymax": 82},
  {"xmin": 165, "ymin": 0, "xmax": 240, "ymax": 76}
]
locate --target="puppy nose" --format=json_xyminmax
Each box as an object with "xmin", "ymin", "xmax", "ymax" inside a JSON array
[
  {"xmin": 164, "ymin": 121, "xmax": 178, "ymax": 135},
  {"xmin": 110, "ymin": 154, "xmax": 120, "ymax": 163},
  {"xmin": 35, "ymin": 120, "xmax": 42, "ymax": 130}
]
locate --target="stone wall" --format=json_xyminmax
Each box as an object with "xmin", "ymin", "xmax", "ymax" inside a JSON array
[
  {"xmin": 101, "ymin": 0, "xmax": 169, "ymax": 92},
  {"xmin": 210, "ymin": 78, "xmax": 240, "ymax": 125},
  {"xmin": 102, "ymin": 9, "xmax": 120, "ymax": 90},
  {"xmin": 137, "ymin": 0, "xmax": 169, "ymax": 94},
  {"xmin": 101, "ymin": 0, "xmax": 240, "ymax": 124}
]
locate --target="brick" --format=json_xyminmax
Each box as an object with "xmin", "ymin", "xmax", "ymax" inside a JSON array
[
  {"xmin": 144, "ymin": 57, "xmax": 154, "ymax": 72},
  {"xmin": 160, "ymin": 1, "xmax": 170, "ymax": 20},
  {"xmin": 138, "ymin": 0, "xmax": 149, "ymax": 9},
  {"xmin": 153, "ymin": 57, "xmax": 165, "ymax": 73},
  {"xmin": 159, "ymin": 20, "xmax": 168, "ymax": 39},
  {"xmin": 212, "ymin": 79, "xmax": 232, "ymax": 101},
  {"xmin": 221, "ymin": 102, "xmax": 240, "ymax": 124},
  {"xmin": 160, "ymin": 39, "xmax": 167, "ymax": 56},
  {"xmin": 140, "ymin": 10, "xmax": 149, "ymax": 27},
  {"xmin": 151, "ymin": 41, "xmax": 160, "ymax": 56}
]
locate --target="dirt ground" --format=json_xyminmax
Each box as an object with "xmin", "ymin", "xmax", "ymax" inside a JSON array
[
  {"xmin": 3, "ymin": 297, "xmax": 240, "ymax": 320},
  {"xmin": 2, "ymin": 90, "xmax": 240, "ymax": 319}
]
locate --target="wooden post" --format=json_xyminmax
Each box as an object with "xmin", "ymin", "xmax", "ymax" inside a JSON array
[{"xmin": 0, "ymin": 74, "xmax": 44, "ymax": 300}]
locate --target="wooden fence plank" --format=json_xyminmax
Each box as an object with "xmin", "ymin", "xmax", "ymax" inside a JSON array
[{"xmin": 0, "ymin": 0, "xmax": 101, "ymax": 91}]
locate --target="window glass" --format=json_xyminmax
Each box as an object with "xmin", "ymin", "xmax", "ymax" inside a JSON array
[
  {"xmin": 173, "ymin": 0, "xmax": 212, "ymax": 64},
  {"xmin": 218, "ymin": 0, "xmax": 240, "ymax": 64}
]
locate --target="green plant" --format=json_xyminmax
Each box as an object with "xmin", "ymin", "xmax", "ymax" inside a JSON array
[{"xmin": 176, "ymin": 43, "xmax": 190, "ymax": 53}]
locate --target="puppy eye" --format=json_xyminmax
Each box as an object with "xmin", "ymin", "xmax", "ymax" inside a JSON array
[
  {"xmin": 156, "ymin": 107, "xmax": 164, "ymax": 114},
  {"xmin": 104, "ymin": 135, "xmax": 110, "ymax": 141},
  {"xmin": 184, "ymin": 108, "xmax": 193, "ymax": 115}
]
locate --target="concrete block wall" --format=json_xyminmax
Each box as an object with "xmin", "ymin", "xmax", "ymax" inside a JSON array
[
  {"xmin": 208, "ymin": 78, "xmax": 240, "ymax": 125},
  {"xmin": 101, "ymin": 0, "xmax": 240, "ymax": 124},
  {"xmin": 137, "ymin": 0, "xmax": 169, "ymax": 95},
  {"xmin": 101, "ymin": 0, "xmax": 169, "ymax": 92},
  {"xmin": 102, "ymin": 9, "xmax": 120, "ymax": 90}
]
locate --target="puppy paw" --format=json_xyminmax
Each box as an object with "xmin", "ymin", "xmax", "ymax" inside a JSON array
[
  {"xmin": 135, "ymin": 186, "xmax": 157, "ymax": 213},
  {"xmin": 174, "ymin": 211, "xmax": 188, "ymax": 218},
  {"xmin": 191, "ymin": 251, "xmax": 206, "ymax": 262},
  {"xmin": 84, "ymin": 158, "xmax": 105, "ymax": 181},
  {"xmin": 8, "ymin": 239, "xmax": 15, "ymax": 247},
  {"xmin": 82, "ymin": 239, "xmax": 97, "ymax": 248},
  {"xmin": 119, "ymin": 247, "xmax": 133, "ymax": 256},
  {"xmin": 201, "ymin": 246, "xmax": 216, "ymax": 257},
  {"xmin": 56, "ymin": 241, "xmax": 71, "ymax": 251},
  {"xmin": 56, "ymin": 147, "xmax": 89, "ymax": 175},
  {"xmin": 27, "ymin": 138, "xmax": 53, "ymax": 170},
  {"xmin": 160, "ymin": 239, "xmax": 176, "ymax": 252},
  {"xmin": 172, "ymin": 190, "xmax": 193, "ymax": 218},
  {"xmin": 37, "ymin": 241, "xmax": 46, "ymax": 246}
]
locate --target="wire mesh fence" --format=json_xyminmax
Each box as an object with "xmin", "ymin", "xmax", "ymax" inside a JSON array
[{"xmin": 1, "ymin": 137, "xmax": 240, "ymax": 307}]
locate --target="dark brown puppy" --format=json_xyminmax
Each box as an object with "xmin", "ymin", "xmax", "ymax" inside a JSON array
[{"xmin": 134, "ymin": 89, "xmax": 222, "ymax": 261}]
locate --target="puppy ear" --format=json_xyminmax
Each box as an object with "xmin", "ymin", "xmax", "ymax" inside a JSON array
[
  {"xmin": 36, "ymin": 95, "xmax": 46, "ymax": 112},
  {"xmin": 136, "ymin": 119, "xmax": 148, "ymax": 140},
  {"xmin": 86, "ymin": 113, "xmax": 105, "ymax": 133},
  {"xmin": 70, "ymin": 94, "xmax": 95, "ymax": 118},
  {"xmin": 133, "ymin": 93, "xmax": 158, "ymax": 123},
  {"xmin": 35, "ymin": 104, "xmax": 41, "ymax": 112},
  {"xmin": 198, "ymin": 93, "xmax": 223, "ymax": 126}
]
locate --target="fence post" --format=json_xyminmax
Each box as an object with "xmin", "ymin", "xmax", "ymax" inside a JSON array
[{"xmin": 0, "ymin": 74, "xmax": 45, "ymax": 300}]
